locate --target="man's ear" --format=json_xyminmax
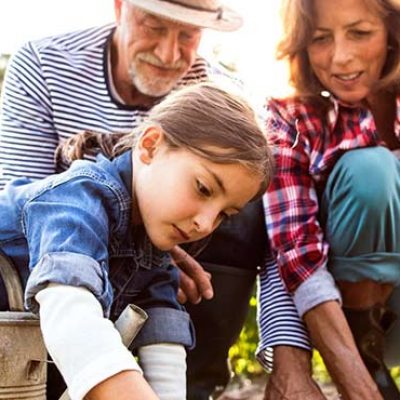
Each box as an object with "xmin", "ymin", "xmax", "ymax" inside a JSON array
[
  {"xmin": 114, "ymin": 0, "xmax": 123, "ymax": 23},
  {"xmin": 138, "ymin": 126, "xmax": 165, "ymax": 164}
]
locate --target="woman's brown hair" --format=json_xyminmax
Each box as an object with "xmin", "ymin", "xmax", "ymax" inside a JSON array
[{"xmin": 277, "ymin": 0, "xmax": 400, "ymax": 98}]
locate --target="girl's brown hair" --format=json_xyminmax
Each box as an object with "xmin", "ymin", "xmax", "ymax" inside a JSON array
[
  {"xmin": 277, "ymin": 0, "xmax": 400, "ymax": 98},
  {"xmin": 56, "ymin": 82, "xmax": 273, "ymax": 197}
]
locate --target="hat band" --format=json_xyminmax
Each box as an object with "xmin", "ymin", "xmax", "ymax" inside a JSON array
[{"xmin": 158, "ymin": 0, "xmax": 223, "ymax": 19}]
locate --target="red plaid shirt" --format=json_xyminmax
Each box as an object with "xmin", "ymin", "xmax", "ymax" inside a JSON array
[{"xmin": 264, "ymin": 95, "xmax": 400, "ymax": 293}]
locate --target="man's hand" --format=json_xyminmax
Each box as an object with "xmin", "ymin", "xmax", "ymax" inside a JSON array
[
  {"xmin": 264, "ymin": 346, "xmax": 326, "ymax": 400},
  {"xmin": 170, "ymin": 245, "xmax": 214, "ymax": 304}
]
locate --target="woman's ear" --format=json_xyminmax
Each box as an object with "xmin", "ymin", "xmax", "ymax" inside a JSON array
[{"xmin": 138, "ymin": 126, "xmax": 165, "ymax": 164}]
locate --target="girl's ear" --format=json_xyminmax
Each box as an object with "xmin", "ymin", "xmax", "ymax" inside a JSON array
[{"xmin": 138, "ymin": 126, "xmax": 165, "ymax": 164}]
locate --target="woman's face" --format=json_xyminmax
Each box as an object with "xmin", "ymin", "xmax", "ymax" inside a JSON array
[{"xmin": 307, "ymin": 0, "xmax": 388, "ymax": 104}]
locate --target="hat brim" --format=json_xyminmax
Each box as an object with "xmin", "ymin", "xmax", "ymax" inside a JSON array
[{"xmin": 126, "ymin": 0, "xmax": 243, "ymax": 31}]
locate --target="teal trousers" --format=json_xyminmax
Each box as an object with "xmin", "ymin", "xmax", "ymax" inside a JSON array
[{"xmin": 322, "ymin": 147, "xmax": 400, "ymax": 366}]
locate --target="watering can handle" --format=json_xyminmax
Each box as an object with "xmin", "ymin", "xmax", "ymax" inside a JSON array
[{"xmin": 0, "ymin": 251, "xmax": 24, "ymax": 311}]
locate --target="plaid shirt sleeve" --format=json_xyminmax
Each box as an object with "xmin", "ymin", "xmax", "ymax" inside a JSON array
[{"xmin": 263, "ymin": 99, "xmax": 329, "ymax": 293}]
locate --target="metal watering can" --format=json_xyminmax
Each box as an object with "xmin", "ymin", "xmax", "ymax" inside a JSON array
[
  {"xmin": 0, "ymin": 252, "xmax": 47, "ymax": 399},
  {"xmin": 0, "ymin": 252, "xmax": 148, "ymax": 400}
]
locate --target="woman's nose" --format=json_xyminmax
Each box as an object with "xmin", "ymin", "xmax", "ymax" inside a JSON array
[{"xmin": 332, "ymin": 38, "xmax": 354, "ymax": 66}]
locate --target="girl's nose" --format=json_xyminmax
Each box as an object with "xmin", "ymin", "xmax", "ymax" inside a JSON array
[{"xmin": 193, "ymin": 212, "xmax": 217, "ymax": 237}]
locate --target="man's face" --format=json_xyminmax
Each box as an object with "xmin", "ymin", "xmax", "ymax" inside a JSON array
[{"xmin": 114, "ymin": 0, "xmax": 202, "ymax": 97}]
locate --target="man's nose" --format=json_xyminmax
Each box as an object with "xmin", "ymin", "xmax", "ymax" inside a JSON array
[{"xmin": 154, "ymin": 32, "xmax": 181, "ymax": 66}]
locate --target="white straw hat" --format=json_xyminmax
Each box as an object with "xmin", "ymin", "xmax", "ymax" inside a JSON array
[{"xmin": 126, "ymin": 0, "xmax": 243, "ymax": 31}]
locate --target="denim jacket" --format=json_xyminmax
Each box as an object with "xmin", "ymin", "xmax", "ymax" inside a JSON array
[{"xmin": 0, "ymin": 151, "xmax": 172, "ymax": 317}]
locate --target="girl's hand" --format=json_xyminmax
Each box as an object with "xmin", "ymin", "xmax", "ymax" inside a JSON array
[{"xmin": 170, "ymin": 245, "xmax": 214, "ymax": 304}]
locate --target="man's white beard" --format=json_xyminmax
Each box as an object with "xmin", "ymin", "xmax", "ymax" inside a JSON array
[
  {"xmin": 129, "ymin": 60, "xmax": 187, "ymax": 97},
  {"xmin": 130, "ymin": 70, "xmax": 179, "ymax": 97}
]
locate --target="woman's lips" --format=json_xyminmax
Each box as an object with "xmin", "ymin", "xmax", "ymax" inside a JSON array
[{"xmin": 332, "ymin": 71, "xmax": 363, "ymax": 85}]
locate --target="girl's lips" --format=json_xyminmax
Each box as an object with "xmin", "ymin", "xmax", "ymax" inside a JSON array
[{"xmin": 173, "ymin": 225, "xmax": 190, "ymax": 241}]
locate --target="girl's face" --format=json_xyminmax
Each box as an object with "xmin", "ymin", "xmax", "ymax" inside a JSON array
[
  {"xmin": 307, "ymin": 0, "xmax": 388, "ymax": 104},
  {"xmin": 133, "ymin": 127, "xmax": 261, "ymax": 251}
]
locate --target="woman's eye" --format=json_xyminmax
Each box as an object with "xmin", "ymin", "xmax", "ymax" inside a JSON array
[
  {"xmin": 311, "ymin": 35, "xmax": 330, "ymax": 44},
  {"xmin": 197, "ymin": 180, "xmax": 211, "ymax": 197},
  {"xmin": 351, "ymin": 29, "xmax": 371, "ymax": 38}
]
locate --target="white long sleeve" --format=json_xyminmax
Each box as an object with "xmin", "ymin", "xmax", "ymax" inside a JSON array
[
  {"xmin": 138, "ymin": 344, "xmax": 186, "ymax": 400},
  {"xmin": 36, "ymin": 283, "xmax": 141, "ymax": 400}
]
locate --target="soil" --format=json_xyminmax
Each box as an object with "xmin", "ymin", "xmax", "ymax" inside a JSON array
[{"xmin": 217, "ymin": 376, "xmax": 340, "ymax": 400}]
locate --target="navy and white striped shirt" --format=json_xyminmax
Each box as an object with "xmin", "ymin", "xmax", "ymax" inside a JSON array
[{"xmin": 0, "ymin": 24, "xmax": 311, "ymax": 370}]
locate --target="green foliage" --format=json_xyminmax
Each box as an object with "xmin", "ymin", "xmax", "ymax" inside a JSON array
[
  {"xmin": 229, "ymin": 295, "xmax": 263, "ymax": 377},
  {"xmin": 229, "ymin": 295, "xmax": 400, "ymax": 391},
  {"xmin": 311, "ymin": 350, "xmax": 331, "ymax": 384},
  {"xmin": 392, "ymin": 367, "xmax": 400, "ymax": 388}
]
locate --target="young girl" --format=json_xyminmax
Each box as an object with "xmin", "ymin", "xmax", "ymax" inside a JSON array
[{"xmin": 0, "ymin": 82, "xmax": 273, "ymax": 400}]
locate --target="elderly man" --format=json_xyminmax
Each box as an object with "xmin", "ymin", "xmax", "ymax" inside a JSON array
[{"xmin": 0, "ymin": 0, "xmax": 313, "ymax": 399}]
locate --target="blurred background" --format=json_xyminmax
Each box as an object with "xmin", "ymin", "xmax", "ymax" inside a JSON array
[{"xmin": 0, "ymin": 0, "xmax": 291, "ymax": 101}]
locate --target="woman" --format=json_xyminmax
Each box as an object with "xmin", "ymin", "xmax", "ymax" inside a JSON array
[{"xmin": 264, "ymin": 0, "xmax": 400, "ymax": 399}]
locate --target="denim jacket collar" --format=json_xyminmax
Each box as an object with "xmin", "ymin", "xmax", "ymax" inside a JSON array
[
  {"xmin": 112, "ymin": 150, "xmax": 133, "ymax": 195},
  {"xmin": 106, "ymin": 150, "xmax": 171, "ymax": 270}
]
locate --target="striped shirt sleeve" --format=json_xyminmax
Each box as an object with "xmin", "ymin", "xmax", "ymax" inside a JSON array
[
  {"xmin": 0, "ymin": 42, "xmax": 59, "ymax": 187},
  {"xmin": 256, "ymin": 252, "xmax": 311, "ymax": 372}
]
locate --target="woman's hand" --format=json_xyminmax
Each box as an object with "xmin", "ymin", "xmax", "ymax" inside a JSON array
[
  {"xmin": 303, "ymin": 301, "xmax": 383, "ymax": 400},
  {"xmin": 170, "ymin": 245, "xmax": 214, "ymax": 304},
  {"xmin": 264, "ymin": 346, "xmax": 326, "ymax": 400}
]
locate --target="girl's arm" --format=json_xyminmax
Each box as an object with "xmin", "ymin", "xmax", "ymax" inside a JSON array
[
  {"xmin": 36, "ymin": 284, "xmax": 158, "ymax": 400},
  {"xmin": 86, "ymin": 370, "xmax": 158, "ymax": 400}
]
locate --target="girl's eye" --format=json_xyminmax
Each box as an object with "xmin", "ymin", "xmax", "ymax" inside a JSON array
[
  {"xmin": 197, "ymin": 180, "xmax": 211, "ymax": 197},
  {"xmin": 218, "ymin": 211, "xmax": 229, "ymax": 221}
]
